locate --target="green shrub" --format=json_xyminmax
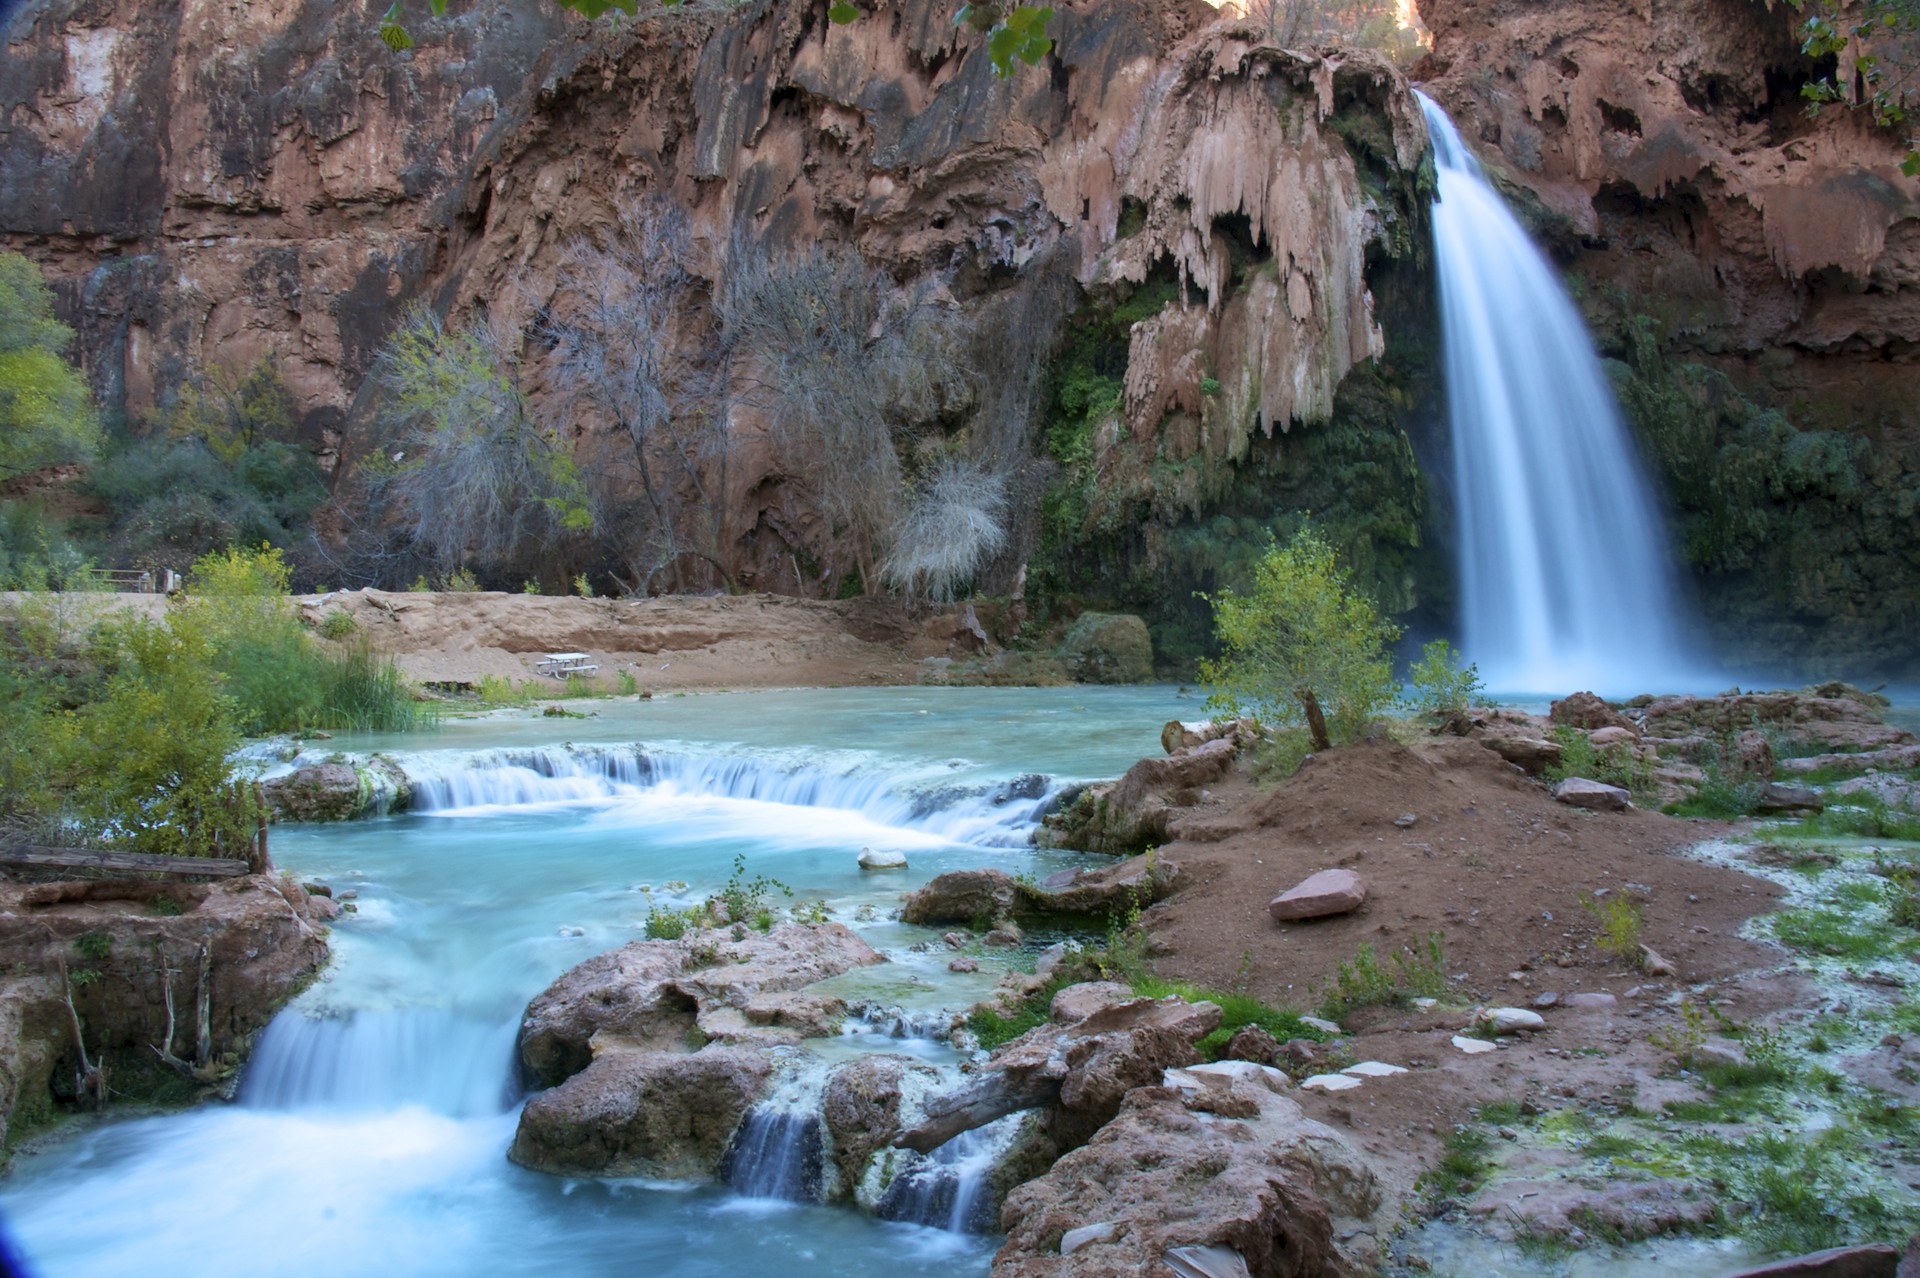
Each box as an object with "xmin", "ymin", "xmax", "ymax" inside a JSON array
[
  {"xmin": 316, "ymin": 610, "xmax": 358, "ymax": 640},
  {"xmin": 643, "ymin": 904, "xmax": 697, "ymax": 940},
  {"xmin": 1401, "ymin": 638, "xmax": 1484, "ymax": 733},
  {"xmin": 1547, "ymin": 725, "xmax": 1653, "ymax": 799},
  {"xmin": 1581, "ymin": 892, "xmax": 1644, "ymax": 961},
  {"xmin": 717, "ymin": 853, "xmax": 791, "ymax": 925},
  {"xmin": 1200, "ymin": 525, "xmax": 1399, "ymax": 751},
  {"xmin": 1318, "ymin": 932, "xmax": 1448, "ymax": 1019}
]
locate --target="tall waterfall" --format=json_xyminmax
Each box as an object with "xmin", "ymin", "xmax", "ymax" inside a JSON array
[{"xmin": 1418, "ymin": 91, "xmax": 1707, "ymax": 695}]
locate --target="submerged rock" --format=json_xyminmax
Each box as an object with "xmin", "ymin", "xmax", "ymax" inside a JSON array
[{"xmin": 857, "ymin": 847, "xmax": 908, "ymax": 871}]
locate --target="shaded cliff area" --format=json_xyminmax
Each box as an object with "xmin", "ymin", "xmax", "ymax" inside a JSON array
[
  {"xmin": 0, "ymin": 0, "xmax": 1441, "ymax": 665},
  {"xmin": 1417, "ymin": 0, "xmax": 1920, "ymax": 679}
]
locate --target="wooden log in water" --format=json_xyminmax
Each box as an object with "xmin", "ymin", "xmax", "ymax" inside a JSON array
[{"xmin": 0, "ymin": 846, "xmax": 250, "ymax": 878}]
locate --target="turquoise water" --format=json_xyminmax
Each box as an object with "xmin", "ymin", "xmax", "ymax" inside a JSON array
[{"xmin": 0, "ymin": 686, "xmax": 1197, "ymax": 1278}]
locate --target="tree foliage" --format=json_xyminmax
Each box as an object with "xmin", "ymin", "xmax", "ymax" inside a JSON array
[
  {"xmin": 368, "ymin": 304, "xmax": 592, "ymax": 581},
  {"xmin": 0, "ymin": 253, "xmax": 99, "ymax": 480},
  {"xmin": 1199, "ymin": 526, "xmax": 1399, "ymax": 752},
  {"xmin": 1787, "ymin": 0, "xmax": 1920, "ymax": 175},
  {"xmin": 882, "ymin": 455, "xmax": 1011, "ymax": 602}
]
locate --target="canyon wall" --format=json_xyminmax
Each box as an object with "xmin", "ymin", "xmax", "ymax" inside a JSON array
[{"xmin": 1417, "ymin": 0, "xmax": 1920, "ymax": 678}]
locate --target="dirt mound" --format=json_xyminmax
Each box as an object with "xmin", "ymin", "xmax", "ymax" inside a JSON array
[{"xmin": 1146, "ymin": 736, "xmax": 1778, "ymax": 1016}]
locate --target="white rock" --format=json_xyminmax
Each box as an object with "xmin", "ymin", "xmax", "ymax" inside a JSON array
[
  {"xmin": 1451, "ymin": 1035, "xmax": 1498, "ymax": 1055},
  {"xmin": 1184, "ymin": 1060, "xmax": 1291, "ymax": 1094},
  {"xmin": 1300, "ymin": 1073, "xmax": 1364, "ymax": 1092},
  {"xmin": 1479, "ymin": 1007, "xmax": 1546, "ymax": 1034},
  {"xmin": 1299, "ymin": 1015, "xmax": 1343, "ymax": 1035},
  {"xmin": 1341, "ymin": 1061, "xmax": 1408, "ymax": 1078},
  {"xmin": 1061, "ymin": 1221, "xmax": 1120, "ymax": 1255},
  {"xmin": 1412, "ymin": 997, "xmax": 1438, "ymax": 1011},
  {"xmin": 857, "ymin": 847, "xmax": 908, "ymax": 871}
]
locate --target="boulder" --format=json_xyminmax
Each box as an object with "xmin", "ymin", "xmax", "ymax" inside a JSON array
[
  {"xmin": 1564, "ymin": 992, "xmax": 1618, "ymax": 1010},
  {"xmin": 1043, "ymin": 740, "xmax": 1238, "ymax": 853},
  {"xmin": 1588, "ymin": 725, "xmax": 1638, "ymax": 748},
  {"xmin": 1160, "ymin": 718, "xmax": 1252, "ymax": 754},
  {"xmin": 897, "ymin": 994, "xmax": 1222, "ymax": 1153},
  {"xmin": 1733, "ymin": 728, "xmax": 1776, "ymax": 779},
  {"xmin": 899, "ymin": 869, "xmax": 1018, "ymax": 927},
  {"xmin": 1221, "ymin": 1024, "xmax": 1281, "ymax": 1065},
  {"xmin": 994, "ymin": 1070, "xmax": 1387, "ymax": 1278},
  {"xmin": 821, "ymin": 1053, "xmax": 943, "ymax": 1204},
  {"xmin": 1022, "ymin": 853, "xmax": 1184, "ymax": 918},
  {"xmin": 858, "ymin": 847, "xmax": 908, "ymax": 871},
  {"xmin": 1550, "ymin": 692, "xmax": 1636, "ymax": 733},
  {"xmin": 1058, "ymin": 612, "xmax": 1154, "ymax": 684},
  {"xmin": 1550, "ymin": 777, "xmax": 1631, "ymax": 811},
  {"xmin": 1480, "ymin": 735, "xmax": 1564, "ymax": 775},
  {"xmin": 508, "ymin": 1047, "xmax": 774, "ymax": 1179},
  {"xmin": 262, "ymin": 756, "xmax": 411, "ymax": 822},
  {"xmin": 1268, "ymin": 869, "xmax": 1368, "ymax": 921},
  {"xmin": 1757, "ymin": 783, "xmax": 1824, "ymax": 814},
  {"xmin": 517, "ymin": 923, "xmax": 883, "ymax": 1088},
  {"xmin": 1476, "ymin": 1007, "xmax": 1545, "ymax": 1034},
  {"xmin": 1051, "ymin": 982, "xmax": 1137, "ymax": 1025}
]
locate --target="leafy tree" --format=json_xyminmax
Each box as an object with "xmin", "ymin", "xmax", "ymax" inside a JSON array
[
  {"xmin": 367, "ymin": 303, "xmax": 592, "ymax": 582},
  {"xmin": 0, "ymin": 253, "xmax": 99, "ymax": 480},
  {"xmin": 1786, "ymin": 0, "xmax": 1919, "ymax": 175},
  {"xmin": 1401, "ymin": 637, "xmax": 1484, "ymax": 734},
  {"xmin": 1199, "ymin": 525, "xmax": 1399, "ymax": 752}
]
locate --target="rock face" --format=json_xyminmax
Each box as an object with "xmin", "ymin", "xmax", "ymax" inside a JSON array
[
  {"xmin": 1267, "ymin": 868, "xmax": 1368, "ymax": 922},
  {"xmin": 0, "ymin": 874, "xmax": 332, "ymax": 1151},
  {"xmin": 994, "ymin": 1068, "xmax": 1387, "ymax": 1277},
  {"xmin": 901, "ymin": 855, "xmax": 1184, "ymax": 927},
  {"xmin": 1642, "ymin": 692, "xmax": 1915, "ymax": 755},
  {"xmin": 510, "ymin": 922, "xmax": 883, "ymax": 1179},
  {"xmin": 1058, "ymin": 613, "xmax": 1155, "ymax": 685},
  {"xmin": 1418, "ymin": 0, "xmax": 1920, "ymax": 678},
  {"xmin": 4, "ymin": 0, "xmax": 1423, "ymax": 610}
]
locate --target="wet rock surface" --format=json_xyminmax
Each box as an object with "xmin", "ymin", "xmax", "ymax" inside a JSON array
[
  {"xmin": 0, "ymin": 874, "xmax": 332, "ymax": 1150},
  {"xmin": 262, "ymin": 757, "xmax": 411, "ymax": 822}
]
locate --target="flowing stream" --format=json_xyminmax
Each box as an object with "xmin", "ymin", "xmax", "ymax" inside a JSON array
[
  {"xmin": 0, "ymin": 685, "xmax": 1195, "ymax": 1278},
  {"xmin": 1419, "ymin": 91, "xmax": 1711, "ymax": 697}
]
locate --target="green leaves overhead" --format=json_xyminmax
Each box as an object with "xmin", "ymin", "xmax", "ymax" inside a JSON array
[
  {"xmin": 1783, "ymin": 0, "xmax": 1919, "ymax": 176},
  {"xmin": 958, "ymin": 3, "xmax": 1055, "ymax": 73}
]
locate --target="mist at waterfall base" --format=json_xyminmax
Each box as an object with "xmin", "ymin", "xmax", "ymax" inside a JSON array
[
  {"xmin": 1418, "ymin": 91, "xmax": 1718, "ymax": 699},
  {"xmin": 0, "ymin": 686, "xmax": 1194, "ymax": 1278}
]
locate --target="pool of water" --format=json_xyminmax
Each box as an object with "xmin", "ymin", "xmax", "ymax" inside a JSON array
[{"xmin": 0, "ymin": 685, "xmax": 1200, "ymax": 1278}]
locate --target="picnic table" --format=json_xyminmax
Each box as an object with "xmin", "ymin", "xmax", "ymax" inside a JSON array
[{"xmin": 535, "ymin": 652, "xmax": 599, "ymax": 678}]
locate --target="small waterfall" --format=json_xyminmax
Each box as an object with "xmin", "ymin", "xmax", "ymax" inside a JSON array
[
  {"xmin": 239, "ymin": 1007, "xmax": 521, "ymax": 1117},
  {"xmin": 874, "ymin": 1114, "xmax": 1024, "ymax": 1234},
  {"xmin": 841, "ymin": 1002, "xmax": 954, "ymax": 1047},
  {"xmin": 1418, "ymin": 90, "xmax": 1707, "ymax": 695},
  {"xmin": 393, "ymin": 743, "xmax": 1061, "ymax": 846},
  {"xmin": 719, "ymin": 1071, "xmax": 829, "ymax": 1202}
]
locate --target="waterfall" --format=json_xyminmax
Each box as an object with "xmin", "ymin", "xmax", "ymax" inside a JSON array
[
  {"xmin": 240, "ymin": 1007, "xmax": 521, "ymax": 1117},
  {"xmin": 874, "ymin": 1115, "xmax": 1024, "ymax": 1234},
  {"xmin": 1418, "ymin": 90, "xmax": 1708, "ymax": 696},
  {"xmin": 720, "ymin": 1070, "xmax": 830, "ymax": 1202},
  {"xmin": 385, "ymin": 743, "xmax": 1062, "ymax": 846}
]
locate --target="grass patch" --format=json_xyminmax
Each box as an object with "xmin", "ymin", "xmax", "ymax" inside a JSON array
[
  {"xmin": 1771, "ymin": 907, "xmax": 1911, "ymax": 961},
  {"xmin": 1126, "ymin": 975, "xmax": 1321, "ymax": 1056},
  {"xmin": 1772, "ymin": 796, "xmax": 1920, "ymax": 843},
  {"xmin": 1548, "ymin": 725, "xmax": 1654, "ymax": 801},
  {"xmin": 1426, "ymin": 1124, "xmax": 1492, "ymax": 1197}
]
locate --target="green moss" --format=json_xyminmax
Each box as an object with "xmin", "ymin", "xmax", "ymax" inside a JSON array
[{"xmin": 1771, "ymin": 907, "xmax": 1911, "ymax": 960}]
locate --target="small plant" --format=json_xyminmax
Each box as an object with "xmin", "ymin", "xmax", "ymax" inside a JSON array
[
  {"xmin": 1580, "ymin": 891, "xmax": 1644, "ymax": 962},
  {"xmin": 1199, "ymin": 375, "xmax": 1222, "ymax": 398},
  {"xmin": 151, "ymin": 896, "xmax": 185, "ymax": 917},
  {"xmin": 717, "ymin": 853, "xmax": 792, "ymax": 925},
  {"xmin": 317, "ymin": 611, "xmax": 358, "ymax": 640},
  {"xmin": 751, "ymin": 908, "xmax": 775, "ymax": 932},
  {"xmin": 1547, "ymin": 725, "xmax": 1654, "ymax": 799},
  {"xmin": 1401, "ymin": 638, "xmax": 1485, "ymax": 734},
  {"xmin": 1427, "ymin": 1123, "xmax": 1492, "ymax": 1197},
  {"xmin": 73, "ymin": 931, "xmax": 112, "ymax": 961},
  {"xmin": 792, "ymin": 899, "xmax": 831, "ymax": 925},
  {"xmin": 68, "ymin": 967, "xmax": 100, "ymax": 988},
  {"xmin": 1650, "ymin": 999, "xmax": 1710, "ymax": 1066},
  {"xmin": 643, "ymin": 903, "xmax": 697, "ymax": 941},
  {"xmin": 573, "ymin": 572, "xmax": 593, "ymax": 598},
  {"xmin": 615, "ymin": 669, "xmax": 638, "ymax": 696},
  {"xmin": 1318, "ymin": 932, "xmax": 1448, "ymax": 1019},
  {"xmin": 521, "ymin": 579, "xmax": 540, "ymax": 595}
]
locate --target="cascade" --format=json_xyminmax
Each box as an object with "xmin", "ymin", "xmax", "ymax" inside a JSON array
[
  {"xmin": 378, "ymin": 743, "xmax": 1062, "ymax": 846},
  {"xmin": 1417, "ymin": 91, "xmax": 1708, "ymax": 695},
  {"xmin": 875, "ymin": 1115, "xmax": 1025, "ymax": 1234},
  {"xmin": 720, "ymin": 1069, "xmax": 833, "ymax": 1202},
  {"xmin": 241, "ymin": 1007, "xmax": 521, "ymax": 1118}
]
